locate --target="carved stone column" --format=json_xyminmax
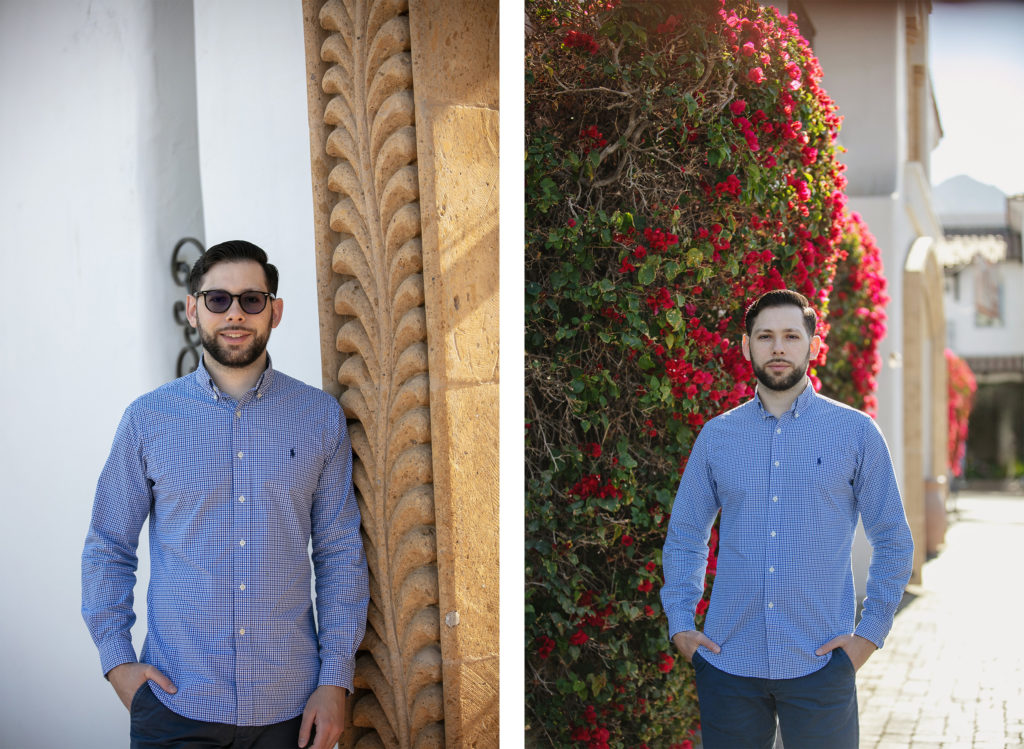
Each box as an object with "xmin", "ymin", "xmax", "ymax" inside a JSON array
[{"xmin": 302, "ymin": 1, "xmax": 498, "ymax": 746}]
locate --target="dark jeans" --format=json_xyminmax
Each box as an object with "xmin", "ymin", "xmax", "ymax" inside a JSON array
[
  {"xmin": 692, "ymin": 649, "xmax": 858, "ymax": 749},
  {"xmin": 130, "ymin": 684, "xmax": 312, "ymax": 749}
]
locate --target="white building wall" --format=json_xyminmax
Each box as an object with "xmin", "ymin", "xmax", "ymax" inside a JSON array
[
  {"xmin": 0, "ymin": 2, "xmax": 316, "ymax": 746},
  {"xmin": 946, "ymin": 262, "xmax": 1024, "ymax": 357},
  {"xmin": 193, "ymin": 0, "xmax": 321, "ymax": 387}
]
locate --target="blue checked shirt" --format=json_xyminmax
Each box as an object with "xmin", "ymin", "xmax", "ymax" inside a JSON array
[
  {"xmin": 82, "ymin": 357, "xmax": 369, "ymax": 726},
  {"xmin": 661, "ymin": 383, "xmax": 913, "ymax": 680}
]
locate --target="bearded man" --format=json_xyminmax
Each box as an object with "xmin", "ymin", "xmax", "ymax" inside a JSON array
[
  {"xmin": 82, "ymin": 240, "xmax": 368, "ymax": 749},
  {"xmin": 661, "ymin": 289, "xmax": 913, "ymax": 749}
]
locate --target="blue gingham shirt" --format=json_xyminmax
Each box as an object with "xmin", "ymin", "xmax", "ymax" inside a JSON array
[
  {"xmin": 82, "ymin": 357, "xmax": 369, "ymax": 726},
  {"xmin": 661, "ymin": 383, "xmax": 913, "ymax": 680}
]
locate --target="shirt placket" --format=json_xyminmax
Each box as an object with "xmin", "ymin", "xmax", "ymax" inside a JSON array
[
  {"xmin": 232, "ymin": 392, "xmax": 254, "ymax": 725},
  {"xmin": 765, "ymin": 413, "xmax": 783, "ymax": 677}
]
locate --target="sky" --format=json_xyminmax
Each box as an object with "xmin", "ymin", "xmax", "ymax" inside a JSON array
[{"xmin": 928, "ymin": 1, "xmax": 1024, "ymax": 196}]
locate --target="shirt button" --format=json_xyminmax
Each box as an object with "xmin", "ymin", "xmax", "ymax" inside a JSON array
[
  {"xmin": 769, "ymin": 567, "xmax": 775, "ymax": 573},
  {"xmin": 239, "ymin": 583, "xmax": 246, "ymax": 591},
  {"xmin": 237, "ymin": 451, "xmax": 244, "ymax": 459},
  {"xmin": 239, "ymin": 539, "xmax": 246, "ymax": 547},
  {"xmin": 235, "ymin": 410, "xmax": 241, "ymax": 418},
  {"xmin": 239, "ymin": 628, "xmax": 246, "ymax": 635},
  {"xmin": 768, "ymin": 602, "xmax": 774, "ymax": 609},
  {"xmin": 238, "ymin": 496, "xmax": 245, "ymax": 503},
  {"xmin": 776, "ymin": 428, "xmax": 781, "ymax": 434},
  {"xmin": 257, "ymin": 393, "xmax": 262, "ymax": 399},
  {"xmin": 771, "ymin": 531, "xmax": 776, "ymax": 537},
  {"xmin": 772, "ymin": 496, "xmax": 778, "ymax": 502},
  {"xmin": 774, "ymin": 461, "xmax": 780, "ymax": 467},
  {"xmin": 795, "ymin": 412, "xmax": 800, "ymax": 418}
]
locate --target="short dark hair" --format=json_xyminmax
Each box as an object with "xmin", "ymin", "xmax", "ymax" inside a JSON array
[
  {"xmin": 188, "ymin": 240, "xmax": 279, "ymax": 296},
  {"xmin": 744, "ymin": 289, "xmax": 817, "ymax": 337}
]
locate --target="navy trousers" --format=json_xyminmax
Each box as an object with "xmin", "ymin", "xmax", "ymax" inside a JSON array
[
  {"xmin": 129, "ymin": 684, "xmax": 313, "ymax": 749},
  {"xmin": 692, "ymin": 648, "xmax": 859, "ymax": 749}
]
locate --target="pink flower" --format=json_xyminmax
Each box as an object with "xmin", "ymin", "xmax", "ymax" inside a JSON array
[{"xmin": 747, "ymin": 66, "xmax": 766, "ymax": 84}]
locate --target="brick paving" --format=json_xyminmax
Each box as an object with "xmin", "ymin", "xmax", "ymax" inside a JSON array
[{"xmin": 856, "ymin": 492, "xmax": 1024, "ymax": 748}]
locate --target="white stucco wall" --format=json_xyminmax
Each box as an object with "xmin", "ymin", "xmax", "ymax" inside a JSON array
[
  {"xmin": 945, "ymin": 261, "xmax": 1024, "ymax": 357},
  {"xmin": 0, "ymin": 2, "xmax": 316, "ymax": 746},
  {"xmin": 193, "ymin": 0, "xmax": 321, "ymax": 388}
]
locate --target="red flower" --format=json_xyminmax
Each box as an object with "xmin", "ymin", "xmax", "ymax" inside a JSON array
[
  {"xmin": 563, "ymin": 30, "xmax": 599, "ymax": 55},
  {"xmin": 644, "ymin": 605, "xmax": 655, "ymax": 616},
  {"xmin": 637, "ymin": 580, "xmax": 653, "ymax": 593},
  {"xmin": 621, "ymin": 534, "xmax": 634, "ymax": 547},
  {"xmin": 658, "ymin": 653, "xmax": 676, "ymax": 672},
  {"xmin": 645, "ymin": 561, "xmax": 657, "ymax": 572},
  {"xmin": 569, "ymin": 629, "xmax": 589, "ymax": 646},
  {"xmin": 696, "ymin": 598, "xmax": 710, "ymax": 616},
  {"xmin": 537, "ymin": 635, "xmax": 556, "ymax": 659}
]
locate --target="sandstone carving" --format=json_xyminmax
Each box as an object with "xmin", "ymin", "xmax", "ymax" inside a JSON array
[{"xmin": 312, "ymin": 1, "xmax": 443, "ymax": 746}]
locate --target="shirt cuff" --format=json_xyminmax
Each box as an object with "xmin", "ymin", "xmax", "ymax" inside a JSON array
[
  {"xmin": 665, "ymin": 610, "xmax": 697, "ymax": 642},
  {"xmin": 854, "ymin": 616, "xmax": 889, "ymax": 650},
  {"xmin": 318, "ymin": 657, "xmax": 356, "ymax": 693},
  {"xmin": 99, "ymin": 638, "xmax": 138, "ymax": 678}
]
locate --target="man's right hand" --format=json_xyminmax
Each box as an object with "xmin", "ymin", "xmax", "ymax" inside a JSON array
[
  {"xmin": 671, "ymin": 630, "xmax": 721, "ymax": 663},
  {"xmin": 107, "ymin": 663, "xmax": 177, "ymax": 711}
]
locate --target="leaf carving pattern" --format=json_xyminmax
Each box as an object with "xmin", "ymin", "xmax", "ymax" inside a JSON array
[{"xmin": 315, "ymin": 1, "xmax": 443, "ymax": 746}]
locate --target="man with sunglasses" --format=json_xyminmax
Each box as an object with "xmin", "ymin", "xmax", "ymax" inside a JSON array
[{"xmin": 82, "ymin": 240, "xmax": 369, "ymax": 749}]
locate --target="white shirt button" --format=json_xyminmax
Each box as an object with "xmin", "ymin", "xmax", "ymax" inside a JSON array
[
  {"xmin": 235, "ymin": 410, "xmax": 241, "ymax": 418},
  {"xmin": 239, "ymin": 583, "xmax": 246, "ymax": 591},
  {"xmin": 237, "ymin": 451, "xmax": 244, "ymax": 459},
  {"xmin": 772, "ymin": 495, "xmax": 778, "ymax": 502},
  {"xmin": 769, "ymin": 567, "xmax": 775, "ymax": 573},
  {"xmin": 239, "ymin": 539, "xmax": 246, "ymax": 547},
  {"xmin": 239, "ymin": 628, "xmax": 246, "ymax": 635},
  {"xmin": 795, "ymin": 412, "xmax": 800, "ymax": 418},
  {"xmin": 238, "ymin": 496, "xmax": 245, "ymax": 503},
  {"xmin": 771, "ymin": 531, "xmax": 776, "ymax": 537},
  {"xmin": 776, "ymin": 428, "xmax": 781, "ymax": 434},
  {"xmin": 774, "ymin": 461, "xmax": 780, "ymax": 467},
  {"xmin": 768, "ymin": 602, "xmax": 774, "ymax": 609}
]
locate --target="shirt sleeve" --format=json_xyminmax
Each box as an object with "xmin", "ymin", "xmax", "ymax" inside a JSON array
[
  {"xmin": 661, "ymin": 424, "xmax": 721, "ymax": 640},
  {"xmin": 81, "ymin": 405, "xmax": 152, "ymax": 676},
  {"xmin": 310, "ymin": 404, "xmax": 370, "ymax": 692},
  {"xmin": 853, "ymin": 418, "xmax": 915, "ymax": 648}
]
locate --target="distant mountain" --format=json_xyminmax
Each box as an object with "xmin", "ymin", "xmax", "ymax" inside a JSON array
[{"xmin": 933, "ymin": 175, "xmax": 1006, "ymax": 229}]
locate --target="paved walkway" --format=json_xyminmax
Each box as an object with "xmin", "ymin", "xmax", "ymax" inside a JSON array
[{"xmin": 857, "ymin": 492, "xmax": 1024, "ymax": 748}]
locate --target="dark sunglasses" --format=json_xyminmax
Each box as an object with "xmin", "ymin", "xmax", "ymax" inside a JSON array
[{"xmin": 195, "ymin": 290, "xmax": 275, "ymax": 314}]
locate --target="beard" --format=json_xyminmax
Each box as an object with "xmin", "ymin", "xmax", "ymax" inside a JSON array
[
  {"xmin": 197, "ymin": 322, "xmax": 270, "ymax": 369},
  {"xmin": 751, "ymin": 347, "xmax": 811, "ymax": 392}
]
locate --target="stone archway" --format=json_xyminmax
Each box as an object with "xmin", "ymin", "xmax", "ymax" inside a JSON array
[
  {"xmin": 903, "ymin": 237, "xmax": 948, "ymax": 581},
  {"xmin": 301, "ymin": 1, "xmax": 499, "ymax": 746}
]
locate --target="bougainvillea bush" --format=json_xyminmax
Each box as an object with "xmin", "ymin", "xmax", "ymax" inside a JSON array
[
  {"xmin": 525, "ymin": 0, "xmax": 886, "ymax": 746},
  {"xmin": 818, "ymin": 213, "xmax": 889, "ymax": 417},
  {"xmin": 946, "ymin": 349, "xmax": 976, "ymax": 477}
]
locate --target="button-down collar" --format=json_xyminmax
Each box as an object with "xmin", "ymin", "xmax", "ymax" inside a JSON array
[
  {"xmin": 753, "ymin": 380, "xmax": 818, "ymax": 420},
  {"xmin": 193, "ymin": 355, "xmax": 277, "ymax": 403}
]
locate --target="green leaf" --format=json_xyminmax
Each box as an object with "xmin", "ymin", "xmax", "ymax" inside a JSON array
[
  {"xmin": 665, "ymin": 307, "xmax": 683, "ymax": 331},
  {"xmin": 637, "ymin": 257, "xmax": 658, "ymax": 286}
]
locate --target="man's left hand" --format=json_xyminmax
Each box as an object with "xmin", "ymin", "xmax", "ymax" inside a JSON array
[
  {"xmin": 298, "ymin": 685, "xmax": 347, "ymax": 749},
  {"xmin": 815, "ymin": 633, "xmax": 877, "ymax": 672}
]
